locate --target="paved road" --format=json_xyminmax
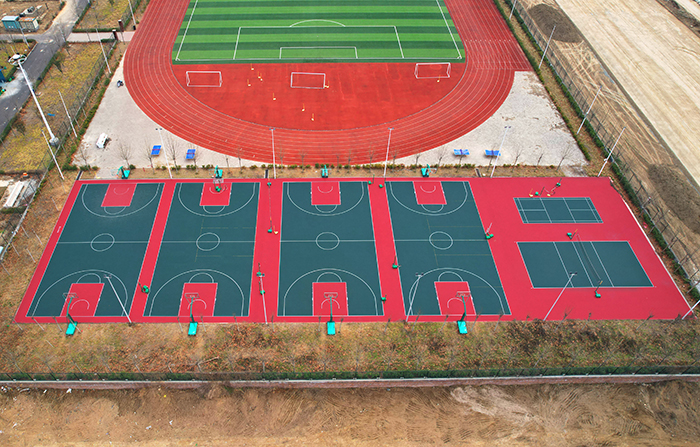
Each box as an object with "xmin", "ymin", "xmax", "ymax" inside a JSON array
[{"xmin": 0, "ymin": 0, "xmax": 90, "ymax": 136}]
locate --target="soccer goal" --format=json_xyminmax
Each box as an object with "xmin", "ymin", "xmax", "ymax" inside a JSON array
[
  {"xmin": 185, "ymin": 71, "xmax": 223, "ymax": 87},
  {"xmin": 415, "ymin": 62, "xmax": 451, "ymax": 79},
  {"xmin": 290, "ymin": 72, "xmax": 327, "ymax": 89}
]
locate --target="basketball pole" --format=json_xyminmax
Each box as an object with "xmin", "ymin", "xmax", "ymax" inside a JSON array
[
  {"xmin": 383, "ymin": 127, "xmax": 394, "ymax": 179},
  {"xmin": 597, "ymin": 127, "xmax": 626, "ymax": 177}
]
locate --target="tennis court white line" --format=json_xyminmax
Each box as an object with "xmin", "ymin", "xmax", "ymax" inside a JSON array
[
  {"xmin": 561, "ymin": 198, "xmax": 577, "ymax": 222},
  {"xmin": 589, "ymin": 242, "xmax": 615, "ymax": 287},
  {"xmin": 570, "ymin": 241, "xmax": 595, "ymax": 287},
  {"xmin": 175, "ymin": 0, "xmax": 200, "ymax": 62}
]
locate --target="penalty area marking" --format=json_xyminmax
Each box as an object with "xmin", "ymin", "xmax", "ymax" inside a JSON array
[{"xmin": 186, "ymin": 71, "xmax": 222, "ymax": 87}]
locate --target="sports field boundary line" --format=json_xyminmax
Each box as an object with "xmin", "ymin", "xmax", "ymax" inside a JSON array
[
  {"xmin": 175, "ymin": 0, "xmax": 200, "ymax": 62},
  {"xmin": 435, "ymin": 0, "xmax": 462, "ymax": 59}
]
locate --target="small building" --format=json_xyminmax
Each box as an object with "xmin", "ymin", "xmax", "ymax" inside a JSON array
[
  {"xmin": 18, "ymin": 17, "xmax": 39, "ymax": 32},
  {"xmin": 1, "ymin": 16, "xmax": 20, "ymax": 32}
]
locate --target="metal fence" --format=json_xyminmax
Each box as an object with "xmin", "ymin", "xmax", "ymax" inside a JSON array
[
  {"xmin": 503, "ymin": 0, "xmax": 700, "ymax": 296},
  {"xmin": 0, "ymin": 40, "xmax": 117, "ymax": 262}
]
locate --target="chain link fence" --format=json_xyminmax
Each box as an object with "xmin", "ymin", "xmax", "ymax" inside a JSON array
[
  {"xmin": 504, "ymin": 0, "xmax": 700, "ymax": 299},
  {"xmin": 0, "ymin": 40, "xmax": 117, "ymax": 262}
]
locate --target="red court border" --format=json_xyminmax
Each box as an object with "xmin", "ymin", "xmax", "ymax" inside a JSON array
[
  {"xmin": 124, "ymin": 0, "xmax": 531, "ymax": 165},
  {"xmin": 15, "ymin": 177, "xmax": 691, "ymax": 325}
]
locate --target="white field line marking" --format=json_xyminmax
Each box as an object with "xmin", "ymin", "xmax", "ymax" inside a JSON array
[
  {"xmin": 176, "ymin": 0, "xmax": 200, "ymax": 61},
  {"xmin": 435, "ymin": 0, "xmax": 462, "ymax": 59},
  {"xmin": 394, "ymin": 26, "xmax": 404, "ymax": 58}
]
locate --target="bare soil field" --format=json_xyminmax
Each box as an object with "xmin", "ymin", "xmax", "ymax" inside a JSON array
[{"xmin": 1, "ymin": 381, "xmax": 699, "ymax": 446}]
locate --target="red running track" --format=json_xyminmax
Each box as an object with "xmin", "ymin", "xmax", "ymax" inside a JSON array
[{"xmin": 124, "ymin": 0, "xmax": 530, "ymax": 165}]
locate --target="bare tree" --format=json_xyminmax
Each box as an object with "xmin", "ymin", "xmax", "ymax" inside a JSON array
[
  {"xmin": 299, "ymin": 150, "xmax": 306, "ymax": 169},
  {"xmin": 224, "ymin": 155, "xmax": 231, "ymax": 169},
  {"xmin": 557, "ymin": 145, "xmax": 575, "ymax": 171},
  {"xmin": 235, "ymin": 148, "xmax": 243, "ymax": 168},
  {"xmin": 414, "ymin": 152, "xmax": 421, "ymax": 167},
  {"xmin": 164, "ymin": 134, "xmax": 181, "ymax": 167},
  {"xmin": 535, "ymin": 146, "xmax": 546, "ymax": 167},
  {"xmin": 511, "ymin": 145, "xmax": 526, "ymax": 171},
  {"xmin": 367, "ymin": 146, "xmax": 375, "ymax": 166},
  {"xmin": 117, "ymin": 142, "xmax": 133, "ymax": 167},
  {"xmin": 143, "ymin": 139, "xmax": 155, "ymax": 171},
  {"xmin": 392, "ymin": 149, "xmax": 399, "ymax": 166},
  {"xmin": 190, "ymin": 146, "xmax": 200, "ymax": 170},
  {"xmin": 436, "ymin": 145, "xmax": 448, "ymax": 166},
  {"xmin": 75, "ymin": 143, "xmax": 91, "ymax": 168},
  {"xmin": 347, "ymin": 149, "xmax": 354, "ymax": 166}
]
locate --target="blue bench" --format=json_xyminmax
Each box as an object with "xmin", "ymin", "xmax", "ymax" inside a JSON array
[
  {"xmin": 151, "ymin": 145, "xmax": 161, "ymax": 156},
  {"xmin": 485, "ymin": 149, "xmax": 501, "ymax": 157},
  {"xmin": 186, "ymin": 148, "xmax": 196, "ymax": 160},
  {"xmin": 453, "ymin": 149, "xmax": 470, "ymax": 156}
]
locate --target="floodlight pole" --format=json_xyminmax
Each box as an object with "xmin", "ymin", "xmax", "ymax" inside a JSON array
[
  {"xmin": 383, "ymin": 127, "xmax": 394, "ymax": 179},
  {"xmin": 18, "ymin": 58, "xmax": 58, "ymax": 145},
  {"xmin": 127, "ymin": 0, "xmax": 137, "ymax": 27},
  {"xmin": 58, "ymin": 90, "xmax": 77, "ymax": 138},
  {"xmin": 41, "ymin": 130, "xmax": 64, "ymax": 180},
  {"xmin": 683, "ymin": 299, "xmax": 700, "ymax": 320},
  {"xmin": 576, "ymin": 85, "xmax": 601, "ymax": 135},
  {"xmin": 490, "ymin": 126, "xmax": 511, "ymax": 178},
  {"xmin": 96, "ymin": 27, "xmax": 111, "ymax": 74},
  {"xmin": 597, "ymin": 127, "xmax": 625, "ymax": 177},
  {"xmin": 538, "ymin": 25, "xmax": 556, "ymax": 69},
  {"xmin": 270, "ymin": 127, "xmax": 276, "ymax": 179},
  {"xmin": 156, "ymin": 127, "xmax": 173, "ymax": 179},
  {"xmin": 509, "ymin": 0, "xmax": 518, "ymax": 19},
  {"xmin": 544, "ymin": 272, "xmax": 576, "ymax": 321}
]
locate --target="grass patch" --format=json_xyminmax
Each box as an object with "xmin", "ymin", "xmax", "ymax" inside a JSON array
[{"xmin": 0, "ymin": 44, "xmax": 106, "ymax": 172}]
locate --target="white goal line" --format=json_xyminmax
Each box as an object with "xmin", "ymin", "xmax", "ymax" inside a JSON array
[{"xmin": 280, "ymin": 46, "xmax": 358, "ymax": 59}]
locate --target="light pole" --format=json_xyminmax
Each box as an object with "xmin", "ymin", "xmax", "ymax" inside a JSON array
[
  {"xmin": 155, "ymin": 127, "xmax": 172, "ymax": 179},
  {"xmin": 576, "ymin": 85, "xmax": 601, "ymax": 135},
  {"xmin": 270, "ymin": 127, "xmax": 276, "ymax": 179},
  {"xmin": 539, "ymin": 25, "xmax": 556, "ymax": 69},
  {"xmin": 597, "ymin": 127, "xmax": 626, "ymax": 177},
  {"xmin": 127, "ymin": 0, "xmax": 137, "ymax": 29},
  {"xmin": 383, "ymin": 127, "xmax": 393, "ymax": 179},
  {"xmin": 544, "ymin": 272, "xmax": 576, "ymax": 321},
  {"xmin": 18, "ymin": 58, "xmax": 58, "ymax": 145},
  {"xmin": 490, "ymin": 125, "xmax": 511, "ymax": 178}
]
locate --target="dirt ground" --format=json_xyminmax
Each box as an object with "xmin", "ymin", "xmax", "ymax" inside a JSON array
[
  {"xmin": 0, "ymin": 0, "xmax": 61, "ymax": 34},
  {"xmin": 0, "ymin": 381, "xmax": 698, "ymax": 446}
]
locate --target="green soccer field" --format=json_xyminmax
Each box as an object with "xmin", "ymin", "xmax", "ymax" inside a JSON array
[{"xmin": 172, "ymin": 0, "xmax": 466, "ymax": 64}]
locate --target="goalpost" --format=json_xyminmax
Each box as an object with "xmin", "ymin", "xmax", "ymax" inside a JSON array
[
  {"xmin": 414, "ymin": 62, "xmax": 452, "ymax": 79},
  {"xmin": 185, "ymin": 71, "xmax": 223, "ymax": 87}
]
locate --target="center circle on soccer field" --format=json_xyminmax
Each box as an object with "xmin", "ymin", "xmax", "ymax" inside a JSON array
[
  {"xmin": 196, "ymin": 232, "xmax": 221, "ymax": 251},
  {"xmin": 316, "ymin": 232, "xmax": 340, "ymax": 250},
  {"xmin": 429, "ymin": 231, "xmax": 453, "ymax": 250},
  {"xmin": 90, "ymin": 233, "xmax": 115, "ymax": 252}
]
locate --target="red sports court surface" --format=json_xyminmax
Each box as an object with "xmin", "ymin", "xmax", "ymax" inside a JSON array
[
  {"xmin": 16, "ymin": 177, "xmax": 691, "ymax": 325},
  {"xmin": 124, "ymin": 0, "xmax": 531, "ymax": 164}
]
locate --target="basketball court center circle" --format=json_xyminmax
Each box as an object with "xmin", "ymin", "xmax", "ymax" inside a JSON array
[
  {"xmin": 196, "ymin": 232, "xmax": 221, "ymax": 251},
  {"xmin": 90, "ymin": 233, "xmax": 116, "ymax": 252},
  {"xmin": 316, "ymin": 232, "xmax": 340, "ymax": 250},
  {"xmin": 429, "ymin": 231, "xmax": 453, "ymax": 250}
]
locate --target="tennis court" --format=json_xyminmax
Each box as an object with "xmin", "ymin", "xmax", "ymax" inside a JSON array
[
  {"xmin": 15, "ymin": 177, "xmax": 692, "ymax": 325},
  {"xmin": 173, "ymin": 0, "xmax": 465, "ymax": 63}
]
